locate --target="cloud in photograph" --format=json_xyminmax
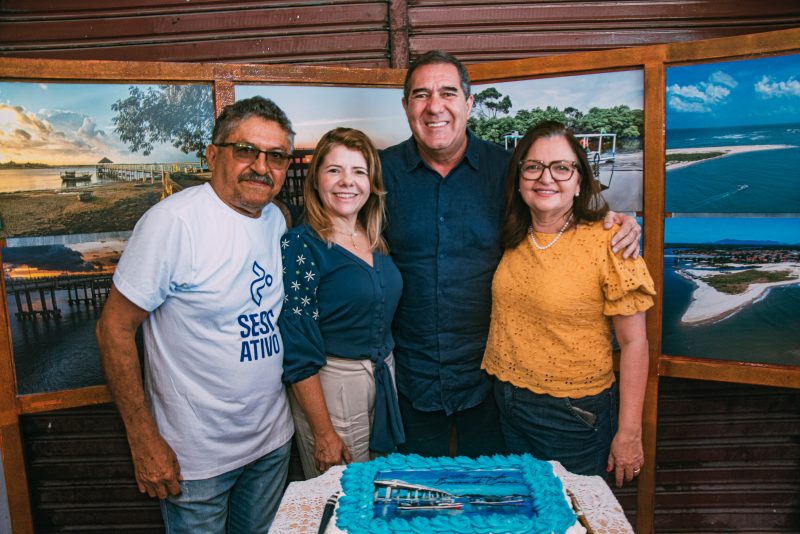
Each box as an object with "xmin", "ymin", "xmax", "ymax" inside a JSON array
[
  {"xmin": 2, "ymin": 245, "xmax": 97, "ymax": 273},
  {"xmin": 667, "ymin": 70, "xmax": 736, "ymax": 113},
  {"xmin": 235, "ymin": 85, "xmax": 409, "ymax": 150},
  {"xmin": 0, "ymin": 103, "xmax": 127, "ymax": 164},
  {"xmin": 755, "ymin": 75, "xmax": 800, "ymax": 98},
  {"xmin": 1, "ymin": 82, "xmax": 214, "ymax": 165}
]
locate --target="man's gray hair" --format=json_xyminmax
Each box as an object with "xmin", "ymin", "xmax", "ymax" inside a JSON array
[{"xmin": 212, "ymin": 96, "xmax": 295, "ymax": 151}]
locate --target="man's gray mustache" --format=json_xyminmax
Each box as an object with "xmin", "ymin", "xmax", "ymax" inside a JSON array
[{"xmin": 238, "ymin": 173, "xmax": 275, "ymax": 187}]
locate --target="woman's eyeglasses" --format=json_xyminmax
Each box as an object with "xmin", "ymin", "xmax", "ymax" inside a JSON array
[{"xmin": 519, "ymin": 159, "xmax": 577, "ymax": 182}]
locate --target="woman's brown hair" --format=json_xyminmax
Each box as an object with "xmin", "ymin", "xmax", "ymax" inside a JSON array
[{"xmin": 501, "ymin": 120, "xmax": 609, "ymax": 249}]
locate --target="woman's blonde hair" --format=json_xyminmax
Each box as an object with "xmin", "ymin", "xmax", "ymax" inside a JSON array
[{"xmin": 303, "ymin": 127, "xmax": 389, "ymax": 254}]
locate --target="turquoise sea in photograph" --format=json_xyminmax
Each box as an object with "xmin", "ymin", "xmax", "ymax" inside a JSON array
[
  {"xmin": 661, "ymin": 219, "xmax": 800, "ymax": 366},
  {"xmin": 665, "ymin": 53, "xmax": 800, "ymax": 213},
  {"xmin": 665, "ymin": 122, "xmax": 800, "ymax": 213}
]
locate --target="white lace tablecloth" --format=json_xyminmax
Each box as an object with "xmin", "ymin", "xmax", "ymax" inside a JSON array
[{"xmin": 269, "ymin": 462, "xmax": 634, "ymax": 534}]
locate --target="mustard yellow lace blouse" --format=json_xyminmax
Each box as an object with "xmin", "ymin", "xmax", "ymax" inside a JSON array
[{"xmin": 482, "ymin": 221, "xmax": 655, "ymax": 398}]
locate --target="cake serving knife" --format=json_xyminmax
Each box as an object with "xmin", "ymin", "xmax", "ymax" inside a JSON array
[
  {"xmin": 567, "ymin": 489, "xmax": 596, "ymax": 534},
  {"xmin": 317, "ymin": 492, "xmax": 340, "ymax": 534}
]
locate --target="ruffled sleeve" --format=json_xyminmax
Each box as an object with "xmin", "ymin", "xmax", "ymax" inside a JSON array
[
  {"xmin": 601, "ymin": 237, "xmax": 656, "ymax": 317},
  {"xmin": 279, "ymin": 229, "xmax": 326, "ymax": 384}
]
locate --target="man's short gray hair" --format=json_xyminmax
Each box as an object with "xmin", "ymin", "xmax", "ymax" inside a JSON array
[{"xmin": 212, "ymin": 96, "xmax": 295, "ymax": 151}]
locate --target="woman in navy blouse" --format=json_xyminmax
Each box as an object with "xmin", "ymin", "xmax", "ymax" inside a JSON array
[{"xmin": 279, "ymin": 128, "xmax": 404, "ymax": 477}]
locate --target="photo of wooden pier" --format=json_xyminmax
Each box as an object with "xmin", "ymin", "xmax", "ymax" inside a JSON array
[
  {"xmin": 372, "ymin": 468, "xmax": 534, "ymax": 523},
  {"xmin": 2, "ymin": 235, "xmax": 127, "ymax": 394},
  {"xmin": 0, "ymin": 160, "xmax": 207, "ymax": 239}
]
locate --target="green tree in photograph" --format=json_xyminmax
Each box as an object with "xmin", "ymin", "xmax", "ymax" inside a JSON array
[
  {"xmin": 472, "ymin": 87, "xmax": 513, "ymax": 119},
  {"xmin": 111, "ymin": 85, "xmax": 213, "ymax": 166}
]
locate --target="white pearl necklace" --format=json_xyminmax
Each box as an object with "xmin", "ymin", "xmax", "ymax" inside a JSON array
[{"xmin": 529, "ymin": 216, "xmax": 572, "ymax": 251}]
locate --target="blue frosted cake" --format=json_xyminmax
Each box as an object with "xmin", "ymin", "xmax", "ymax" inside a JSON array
[{"xmin": 330, "ymin": 453, "xmax": 584, "ymax": 534}]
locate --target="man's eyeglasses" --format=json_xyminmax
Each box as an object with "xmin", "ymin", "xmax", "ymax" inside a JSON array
[
  {"xmin": 519, "ymin": 159, "xmax": 577, "ymax": 182},
  {"xmin": 216, "ymin": 142, "xmax": 292, "ymax": 170}
]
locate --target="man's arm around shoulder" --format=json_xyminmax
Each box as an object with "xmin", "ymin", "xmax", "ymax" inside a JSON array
[{"xmin": 96, "ymin": 285, "xmax": 182, "ymax": 499}]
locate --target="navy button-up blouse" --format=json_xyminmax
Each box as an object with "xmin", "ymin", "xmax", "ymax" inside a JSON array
[
  {"xmin": 381, "ymin": 132, "xmax": 512, "ymax": 415},
  {"xmin": 279, "ymin": 224, "xmax": 404, "ymax": 452}
]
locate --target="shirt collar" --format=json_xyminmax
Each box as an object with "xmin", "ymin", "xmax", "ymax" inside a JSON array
[{"xmin": 401, "ymin": 130, "xmax": 482, "ymax": 174}]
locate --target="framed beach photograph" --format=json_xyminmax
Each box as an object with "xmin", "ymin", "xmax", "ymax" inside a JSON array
[
  {"xmin": 235, "ymin": 85, "xmax": 410, "ymax": 208},
  {"xmin": 468, "ymin": 70, "xmax": 644, "ymax": 212},
  {"xmin": 662, "ymin": 217, "xmax": 800, "ymax": 366},
  {"xmin": 0, "ymin": 81, "xmax": 214, "ymax": 239},
  {"xmin": 665, "ymin": 53, "xmax": 800, "ymax": 214},
  {"xmin": 3, "ymin": 232, "xmax": 128, "ymax": 394},
  {"xmin": 235, "ymin": 84, "xmax": 410, "ymax": 150},
  {"xmin": 0, "ymin": 81, "xmax": 215, "ymax": 394}
]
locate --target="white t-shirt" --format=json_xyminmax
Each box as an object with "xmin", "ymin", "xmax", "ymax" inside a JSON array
[{"xmin": 114, "ymin": 183, "xmax": 293, "ymax": 480}]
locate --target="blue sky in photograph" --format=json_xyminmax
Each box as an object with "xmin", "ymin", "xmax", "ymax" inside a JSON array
[
  {"xmin": 236, "ymin": 71, "xmax": 643, "ymax": 149},
  {"xmin": 665, "ymin": 217, "xmax": 800, "ymax": 245},
  {"xmin": 236, "ymin": 85, "xmax": 409, "ymax": 150},
  {"xmin": 0, "ymin": 82, "xmax": 212, "ymax": 165},
  {"xmin": 475, "ymin": 70, "xmax": 643, "ymax": 117},
  {"xmin": 666, "ymin": 53, "xmax": 800, "ymax": 129}
]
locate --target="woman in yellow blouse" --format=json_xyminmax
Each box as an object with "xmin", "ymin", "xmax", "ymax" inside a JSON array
[{"xmin": 482, "ymin": 121, "xmax": 655, "ymax": 487}]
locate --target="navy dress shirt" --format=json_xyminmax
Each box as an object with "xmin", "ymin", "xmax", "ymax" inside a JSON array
[
  {"xmin": 279, "ymin": 224, "xmax": 404, "ymax": 452},
  {"xmin": 380, "ymin": 131, "xmax": 512, "ymax": 415}
]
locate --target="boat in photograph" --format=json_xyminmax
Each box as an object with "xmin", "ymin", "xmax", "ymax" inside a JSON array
[{"xmin": 60, "ymin": 170, "xmax": 92, "ymax": 183}]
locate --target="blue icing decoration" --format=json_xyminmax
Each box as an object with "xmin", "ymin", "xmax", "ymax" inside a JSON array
[{"xmin": 336, "ymin": 453, "xmax": 577, "ymax": 533}]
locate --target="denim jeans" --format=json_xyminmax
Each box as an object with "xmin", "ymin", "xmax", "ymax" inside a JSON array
[
  {"xmin": 494, "ymin": 380, "xmax": 617, "ymax": 477},
  {"xmin": 397, "ymin": 392, "xmax": 507, "ymax": 457},
  {"xmin": 160, "ymin": 440, "xmax": 291, "ymax": 534}
]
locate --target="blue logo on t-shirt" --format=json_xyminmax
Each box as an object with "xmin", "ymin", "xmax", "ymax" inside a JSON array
[
  {"xmin": 249, "ymin": 260, "xmax": 273, "ymax": 306},
  {"xmin": 239, "ymin": 260, "xmax": 280, "ymax": 362}
]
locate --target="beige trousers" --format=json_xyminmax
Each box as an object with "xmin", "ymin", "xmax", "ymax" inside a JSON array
[{"xmin": 289, "ymin": 353, "xmax": 395, "ymax": 479}]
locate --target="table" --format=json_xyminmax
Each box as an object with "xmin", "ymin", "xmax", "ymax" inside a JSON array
[{"xmin": 269, "ymin": 462, "xmax": 634, "ymax": 533}]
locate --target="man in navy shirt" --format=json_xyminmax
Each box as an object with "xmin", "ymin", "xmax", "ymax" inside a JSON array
[{"xmin": 380, "ymin": 51, "xmax": 641, "ymax": 457}]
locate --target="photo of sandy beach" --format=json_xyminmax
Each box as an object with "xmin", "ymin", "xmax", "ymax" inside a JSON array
[
  {"xmin": 662, "ymin": 217, "xmax": 800, "ymax": 366},
  {"xmin": 0, "ymin": 82, "xmax": 214, "ymax": 239},
  {"xmin": 666, "ymin": 53, "xmax": 800, "ymax": 213},
  {"xmin": 3, "ymin": 233, "xmax": 128, "ymax": 393}
]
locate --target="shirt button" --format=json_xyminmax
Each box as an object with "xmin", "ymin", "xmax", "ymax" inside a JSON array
[{"xmin": 439, "ymin": 216, "xmax": 445, "ymax": 223}]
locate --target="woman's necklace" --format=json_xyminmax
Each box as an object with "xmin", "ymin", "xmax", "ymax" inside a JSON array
[
  {"xmin": 334, "ymin": 228, "xmax": 360, "ymax": 249},
  {"xmin": 529, "ymin": 216, "xmax": 572, "ymax": 251}
]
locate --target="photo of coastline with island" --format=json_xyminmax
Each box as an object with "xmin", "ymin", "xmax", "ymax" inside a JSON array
[
  {"xmin": 0, "ymin": 81, "xmax": 213, "ymax": 239},
  {"xmin": 665, "ymin": 53, "xmax": 800, "ymax": 213},
  {"xmin": 662, "ymin": 218, "xmax": 800, "ymax": 366}
]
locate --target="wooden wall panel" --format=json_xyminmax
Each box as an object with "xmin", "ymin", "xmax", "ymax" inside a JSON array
[
  {"xmin": 408, "ymin": 0, "xmax": 800, "ymax": 62},
  {"xmin": 0, "ymin": 1, "xmax": 391, "ymax": 66},
  {"xmin": 649, "ymin": 378, "xmax": 798, "ymax": 533},
  {"xmin": 20, "ymin": 404, "xmax": 304, "ymax": 533}
]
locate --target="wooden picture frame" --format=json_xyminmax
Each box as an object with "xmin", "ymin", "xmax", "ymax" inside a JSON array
[{"xmin": 1, "ymin": 26, "xmax": 798, "ymax": 534}]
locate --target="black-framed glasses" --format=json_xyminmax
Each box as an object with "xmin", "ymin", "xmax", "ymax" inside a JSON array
[
  {"xmin": 519, "ymin": 159, "xmax": 577, "ymax": 182},
  {"xmin": 216, "ymin": 142, "xmax": 292, "ymax": 169}
]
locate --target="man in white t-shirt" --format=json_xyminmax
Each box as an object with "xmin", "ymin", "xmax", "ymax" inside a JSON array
[{"xmin": 96, "ymin": 96, "xmax": 295, "ymax": 533}]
